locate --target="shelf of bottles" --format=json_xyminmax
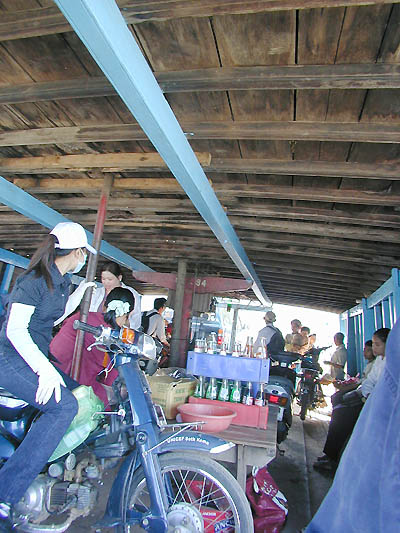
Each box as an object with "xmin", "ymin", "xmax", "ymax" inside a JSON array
[{"xmin": 186, "ymin": 337, "xmax": 270, "ymax": 424}]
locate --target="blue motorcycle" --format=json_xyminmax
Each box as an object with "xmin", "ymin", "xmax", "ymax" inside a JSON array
[{"xmin": 0, "ymin": 322, "xmax": 253, "ymax": 532}]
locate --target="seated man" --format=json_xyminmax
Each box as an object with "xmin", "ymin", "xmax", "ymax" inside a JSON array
[{"xmin": 314, "ymin": 328, "xmax": 390, "ymax": 473}]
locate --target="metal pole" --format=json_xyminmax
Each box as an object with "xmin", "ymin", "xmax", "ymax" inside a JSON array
[
  {"xmin": 71, "ymin": 175, "xmax": 113, "ymax": 381},
  {"xmin": 169, "ymin": 259, "xmax": 187, "ymax": 367},
  {"xmin": 229, "ymin": 307, "xmax": 239, "ymax": 353}
]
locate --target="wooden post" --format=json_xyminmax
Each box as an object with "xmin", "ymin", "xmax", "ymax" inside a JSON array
[
  {"xmin": 70, "ymin": 175, "xmax": 113, "ymax": 381},
  {"xmin": 169, "ymin": 259, "xmax": 187, "ymax": 367}
]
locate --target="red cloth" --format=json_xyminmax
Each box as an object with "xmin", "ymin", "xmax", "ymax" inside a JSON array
[{"xmin": 50, "ymin": 311, "xmax": 118, "ymax": 406}]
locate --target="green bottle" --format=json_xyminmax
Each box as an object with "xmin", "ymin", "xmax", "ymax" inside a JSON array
[
  {"xmin": 206, "ymin": 377, "xmax": 218, "ymax": 400},
  {"xmin": 229, "ymin": 380, "xmax": 241, "ymax": 403},
  {"xmin": 218, "ymin": 379, "xmax": 230, "ymax": 402}
]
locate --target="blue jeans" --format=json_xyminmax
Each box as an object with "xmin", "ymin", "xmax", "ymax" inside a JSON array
[{"xmin": 0, "ymin": 353, "xmax": 78, "ymax": 504}]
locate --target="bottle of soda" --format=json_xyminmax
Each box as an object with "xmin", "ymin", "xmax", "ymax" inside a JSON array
[
  {"xmin": 193, "ymin": 376, "xmax": 206, "ymax": 398},
  {"xmin": 218, "ymin": 379, "xmax": 230, "ymax": 401},
  {"xmin": 242, "ymin": 381, "xmax": 253, "ymax": 405},
  {"xmin": 255, "ymin": 383, "xmax": 265, "ymax": 406},
  {"xmin": 206, "ymin": 377, "xmax": 218, "ymax": 400},
  {"xmin": 229, "ymin": 380, "xmax": 241, "ymax": 403}
]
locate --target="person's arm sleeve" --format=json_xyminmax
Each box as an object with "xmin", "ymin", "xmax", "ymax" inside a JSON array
[
  {"xmin": 6, "ymin": 302, "xmax": 58, "ymax": 374},
  {"xmin": 54, "ymin": 281, "xmax": 96, "ymax": 326},
  {"xmin": 361, "ymin": 358, "xmax": 384, "ymax": 397}
]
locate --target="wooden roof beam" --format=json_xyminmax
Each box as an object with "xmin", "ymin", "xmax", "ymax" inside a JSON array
[
  {"xmin": 1, "ymin": 1, "xmax": 399, "ymax": 41},
  {"xmin": 0, "ymin": 152, "xmax": 211, "ymax": 174},
  {"xmin": 41, "ymin": 198, "xmax": 400, "ymax": 228},
  {"xmin": 2, "ymin": 155, "xmax": 400, "ymax": 181},
  {"xmin": 12, "ymin": 178, "xmax": 400, "ymax": 206},
  {"xmin": 1, "ymin": 121, "xmax": 399, "ymax": 146},
  {"xmin": 1, "ymin": 64, "xmax": 399, "ymax": 105}
]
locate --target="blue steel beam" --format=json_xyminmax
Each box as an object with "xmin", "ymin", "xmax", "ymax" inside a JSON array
[
  {"xmin": 54, "ymin": 0, "xmax": 271, "ymax": 307},
  {"xmin": 0, "ymin": 176, "xmax": 152, "ymax": 272}
]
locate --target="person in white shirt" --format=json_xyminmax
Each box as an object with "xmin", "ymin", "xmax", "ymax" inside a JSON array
[
  {"xmin": 314, "ymin": 327, "xmax": 390, "ymax": 472},
  {"xmin": 324, "ymin": 332, "xmax": 348, "ymax": 381}
]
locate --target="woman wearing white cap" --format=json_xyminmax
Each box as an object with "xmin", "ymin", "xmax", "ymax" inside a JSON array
[{"xmin": 0, "ymin": 222, "xmax": 96, "ymax": 530}]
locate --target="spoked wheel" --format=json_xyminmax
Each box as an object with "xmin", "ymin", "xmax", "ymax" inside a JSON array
[{"xmin": 119, "ymin": 451, "xmax": 254, "ymax": 532}]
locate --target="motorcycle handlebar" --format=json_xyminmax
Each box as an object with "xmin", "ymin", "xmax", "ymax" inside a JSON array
[{"xmin": 73, "ymin": 320, "xmax": 102, "ymax": 337}]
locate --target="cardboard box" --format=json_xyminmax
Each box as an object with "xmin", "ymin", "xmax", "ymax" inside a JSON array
[
  {"xmin": 147, "ymin": 374, "xmax": 197, "ymax": 419},
  {"xmin": 189, "ymin": 397, "xmax": 269, "ymax": 429}
]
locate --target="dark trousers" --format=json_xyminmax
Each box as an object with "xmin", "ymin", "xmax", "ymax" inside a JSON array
[
  {"xmin": 0, "ymin": 353, "xmax": 78, "ymax": 504},
  {"xmin": 323, "ymin": 403, "xmax": 363, "ymax": 461}
]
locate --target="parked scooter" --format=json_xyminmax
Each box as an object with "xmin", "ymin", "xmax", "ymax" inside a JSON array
[
  {"xmin": 297, "ymin": 349, "xmax": 329, "ymax": 421},
  {"xmin": 265, "ymin": 352, "xmax": 301, "ymax": 444},
  {"xmin": 0, "ymin": 323, "xmax": 252, "ymax": 532}
]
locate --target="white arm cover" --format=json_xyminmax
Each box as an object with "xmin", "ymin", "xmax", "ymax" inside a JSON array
[
  {"xmin": 6, "ymin": 302, "xmax": 55, "ymax": 375},
  {"xmin": 54, "ymin": 281, "xmax": 96, "ymax": 326}
]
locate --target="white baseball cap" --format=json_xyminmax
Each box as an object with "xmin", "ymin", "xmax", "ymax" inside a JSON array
[{"xmin": 50, "ymin": 222, "xmax": 97, "ymax": 254}]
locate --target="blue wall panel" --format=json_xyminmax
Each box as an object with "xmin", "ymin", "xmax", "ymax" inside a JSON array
[{"xmin": 341, "ymin": 268, "xmax": 400, "ymax": 375}]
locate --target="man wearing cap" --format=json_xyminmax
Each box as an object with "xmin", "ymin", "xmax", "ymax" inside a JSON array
[{"xmin": 253, "ymin": 311, "xmax": 285, "ymax": 356}]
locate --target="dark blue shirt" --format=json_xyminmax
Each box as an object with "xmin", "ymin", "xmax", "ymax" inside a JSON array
[{"xmin": 0, "ymin": 264, "xmax": 71, "ymax": 361}]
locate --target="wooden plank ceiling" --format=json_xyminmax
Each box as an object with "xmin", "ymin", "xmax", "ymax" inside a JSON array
[{"xmin": 0, "ymin": 0, "xmax": 399, "ymax": 312}]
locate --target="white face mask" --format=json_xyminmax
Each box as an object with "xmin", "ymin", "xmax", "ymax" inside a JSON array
[{"xmin": 70, "ymin": 249, "xmax": 87, "ymax": 274}]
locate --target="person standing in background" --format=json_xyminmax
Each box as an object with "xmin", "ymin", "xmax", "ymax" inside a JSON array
[
  {"xmin": 324, "ymin": 332, "xmax": 348, "ymax": 381},
  {"xmin": 285, "ymin": 319, "xmax": 302, "ymax": 351}
]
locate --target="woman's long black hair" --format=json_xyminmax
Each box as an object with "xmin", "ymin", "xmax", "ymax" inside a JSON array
[
  {"xmin": 24, "ymin": 234, "xmax": 74, "ymax": 290},
  {"xmin": 103, "ymin": 287, "xmax": 135, "ymax": 329}
]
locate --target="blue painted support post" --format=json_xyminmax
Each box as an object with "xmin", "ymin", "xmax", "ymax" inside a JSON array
[
  {"xmin": 0, "ymin": 264, "xmax": 14, "ymax": 314},
  {"xmin": 391, "ymin": 268, "xmax": 400, "ymax": 323},
  {"xmin": 362, "ymin": 298, "xmax": 375, "ymax": 344},
  {"xmin": 0, "ymin": 264, "xmax": 14, "ymax": 294},
  {"xmin": 346, "ymin": 311, "xmax": 357, "ymax": 377},
  {"xmin": 54, "ymin": 0, "xmax": 270, "ymax": 307}
]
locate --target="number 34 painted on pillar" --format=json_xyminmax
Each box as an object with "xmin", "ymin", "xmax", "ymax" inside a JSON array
[{"xmin": 195, "ymin": 278, "xmax": 207, "ymax": 288}]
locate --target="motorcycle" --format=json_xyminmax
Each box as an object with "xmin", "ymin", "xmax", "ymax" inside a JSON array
[
  {"xmin": 0, "ymin": 322, "xmax": 253, "ymax": 532},
  {"xmin": 265, "ymin": 352, "xmax": 301, "ymax": 444},
  {"xmin": 296, "ymin": 348, "xmax": 329, "ymax": 421}
]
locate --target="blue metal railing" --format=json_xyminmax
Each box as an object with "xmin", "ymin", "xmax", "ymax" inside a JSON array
[{"xmin": 340, "ymin": 268, "xmax": 400, "ymax": 376}]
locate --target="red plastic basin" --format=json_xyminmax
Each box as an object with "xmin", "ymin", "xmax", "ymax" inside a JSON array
[{"xmin": 177, "ymin": 403, "xmax": 237, "ymax": 433}]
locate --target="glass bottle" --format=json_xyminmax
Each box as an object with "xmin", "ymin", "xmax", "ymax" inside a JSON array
[
  {"xmin": 255, "ymin": 383, "xmax": 265, "ymax": 406},
  {"xmin": 229, "ymin": 380, "xmax": 241, "ymax": 403},
  {"xmin": 193, "ymin": 376, "xmax": 206, "ymax": 398},
  {"xmin": 241, "ymin": 381, "xmax": 253, "ymax": 405},
  {"xmin": 218, "ymin": 379, "xmax": 230, "ymax": 402},
  {"xmin": 206, "ymin": 377, "xmax": 218, "ymax": 400}
]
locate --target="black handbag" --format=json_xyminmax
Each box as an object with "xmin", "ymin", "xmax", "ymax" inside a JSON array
[{"xmin": 342, "ymin": 389, "xmax": 364, "ymax": 408}]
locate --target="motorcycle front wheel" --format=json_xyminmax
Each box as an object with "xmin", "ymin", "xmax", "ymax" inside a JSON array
[{"xmin": 118, "ymin": 451, "xmax": 254, "ymax": 532}]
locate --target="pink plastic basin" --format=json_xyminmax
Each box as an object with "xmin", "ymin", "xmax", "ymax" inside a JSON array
[{"xmin": 177, "ymin": 403, "xmax": 237, "ymax": 433}]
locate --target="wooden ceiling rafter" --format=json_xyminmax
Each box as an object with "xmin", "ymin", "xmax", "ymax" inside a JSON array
[
  {"xmin": 1, "ymin": 121, "xmax": 398, "ymax": 146},
  {"xmin": 0, "ymin": 63, "xmax": 399, "ymax": 106}
]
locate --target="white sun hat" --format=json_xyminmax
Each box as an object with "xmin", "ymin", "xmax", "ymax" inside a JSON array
[{"xmin": 50, "ymin": 222, "xmax": 97, "ymax": 254}]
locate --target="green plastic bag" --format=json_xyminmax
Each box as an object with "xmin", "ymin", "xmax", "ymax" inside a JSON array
[{"xmin": 49, "ymin": 385, "xmax": 104, "ymax": 462}]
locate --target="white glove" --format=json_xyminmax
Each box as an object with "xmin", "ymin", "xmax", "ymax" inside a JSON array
[
  {"xmin": 36, "ymin": 362, "xmax": 66, "ymax": 405},
  {"xmin": 7, "ymin": 303, "xmax": 67, "ymax": 405},
  {"xmin": 54, "ymin": 281, "xmax": 96, "ymax": 326}
]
